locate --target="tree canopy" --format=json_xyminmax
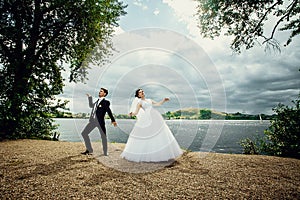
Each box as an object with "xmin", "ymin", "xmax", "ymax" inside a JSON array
[
  {"xmin": 0, "ymin": 0, "xmax": 126, "ymax": 139},
  {"xmin": 196, "ymin": 0, "xmax": 300, "ymax": 53}
]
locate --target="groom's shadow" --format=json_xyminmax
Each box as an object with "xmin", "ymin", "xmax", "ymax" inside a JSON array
[{"xmin": 16, "ymin": 155, "xmax": 92, "ymax": 180}]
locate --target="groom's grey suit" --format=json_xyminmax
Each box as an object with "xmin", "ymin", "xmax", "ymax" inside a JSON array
[{"xmin": 81, "ymin": 96, "xmax": 116, "ymax": 155}]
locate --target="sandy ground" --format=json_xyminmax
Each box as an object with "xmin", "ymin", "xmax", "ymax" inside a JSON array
[{"xmin": 0, "ymin": 139, "xmax": 299, "ymax": 199}]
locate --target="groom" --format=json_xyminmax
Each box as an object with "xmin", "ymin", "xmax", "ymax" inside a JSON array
[{"xmin": 81, "ymin": 87, "xmax": 117, "ymax": 156}]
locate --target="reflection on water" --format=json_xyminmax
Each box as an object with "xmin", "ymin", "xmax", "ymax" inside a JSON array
[{"xmin": 54, "ymin": 119, "xmax": 270, "ymax": 154}]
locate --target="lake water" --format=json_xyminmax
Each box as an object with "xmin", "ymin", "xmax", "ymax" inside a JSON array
[{"xmin": 54, "ymin": 119, "xmax": 270, "ymax": 154}]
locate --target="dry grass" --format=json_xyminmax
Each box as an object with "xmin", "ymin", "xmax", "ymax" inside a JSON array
[{"xmin": 0, "ymin": 139, "xmax": 299, "ymax": 199}]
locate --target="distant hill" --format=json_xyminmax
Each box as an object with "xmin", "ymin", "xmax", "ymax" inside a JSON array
[{"xmin": 161, "ymin": 108, "xmax": 274, "ymax": 120}]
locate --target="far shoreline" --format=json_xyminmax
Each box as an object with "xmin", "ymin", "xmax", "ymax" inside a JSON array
[{"xmin": 53, "ymin": 117, "xmax": 271, "ymax": 121}]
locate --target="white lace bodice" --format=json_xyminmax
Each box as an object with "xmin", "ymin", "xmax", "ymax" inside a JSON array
[{"xmin": 140, "ymin": 99, "xmax": 152, "ymax": 110}]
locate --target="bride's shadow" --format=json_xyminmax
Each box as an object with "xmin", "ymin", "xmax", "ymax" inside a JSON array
[{"xmin": 95, "ymin": 143, "xmax": 180, "ymax": 174}]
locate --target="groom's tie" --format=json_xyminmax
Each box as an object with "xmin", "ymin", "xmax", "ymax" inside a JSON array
[{"xmin": 93, "ymin": 99, "xmax": 99, "ymax": 119}]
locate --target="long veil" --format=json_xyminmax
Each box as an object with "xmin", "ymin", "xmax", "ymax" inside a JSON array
[{"xmin": 129, "ymin": 97, "xmax": 144, "ymax": 118}]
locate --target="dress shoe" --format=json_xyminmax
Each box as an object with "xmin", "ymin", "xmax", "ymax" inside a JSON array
[{"xmin": 81, "ymin": 150, "xmax": 93, "ymax": 155}]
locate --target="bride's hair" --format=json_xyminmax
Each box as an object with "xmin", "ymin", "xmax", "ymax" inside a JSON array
[{"xmin": 135, "ymin": 88, "xmax": 142, "ymax": 98}]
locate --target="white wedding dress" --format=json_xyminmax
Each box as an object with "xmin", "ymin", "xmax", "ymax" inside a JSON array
[{"xmin": 120, "ymin": 98, "xmax": 183, "ymax": 162}]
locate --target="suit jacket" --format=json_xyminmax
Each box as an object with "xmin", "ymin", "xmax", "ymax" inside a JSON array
[{"xmin": 88, "ymin": 96, "xmax": 115, "ymax": 125}]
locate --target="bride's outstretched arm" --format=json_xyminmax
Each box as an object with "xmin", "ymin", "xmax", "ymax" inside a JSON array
[
  {"xmin": 129, "ymin": 103, "xmax": 142, "ymax": 116},
  {"xmin": 152, "ymin": 98, "xmax": 170, "ymax": 106}
]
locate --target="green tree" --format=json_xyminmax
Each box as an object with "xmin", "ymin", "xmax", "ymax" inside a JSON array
[
  {"xmin": 199, "ymin": 109, "xmax": 211, "ymax": 119},
  {"xmin": 263, "ymin": 94, "xmax": 300, "ymax": 158},
  {"xmin": 164, "ymin": 111, "xmax": 173, "ymax": 120},
  {"xmin": 196, "ymin": 0, "xmax": 300, "ymax": 53},
  {"xmin": 0, "ymin": 0, "xmax": 126, "ymax": 140},
  {"xmin": 240, "ymin": 94, "xmax": 300, "ymax": 158}
]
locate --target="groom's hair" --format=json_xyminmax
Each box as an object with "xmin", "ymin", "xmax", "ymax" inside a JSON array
[{"xmin": 101, "ymin": 87, "xmax": 108, "ymax": 97}]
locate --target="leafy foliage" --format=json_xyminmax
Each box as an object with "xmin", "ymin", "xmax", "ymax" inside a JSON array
[
  {"xmin": 199, "ymin": 109, "xmax": 212, "ymax": 119},
  {"xmin": 196, "ymin": 0, "xmax": 300, "ymax": 52},
  {"xmin": 240, "ymin": 138, "xmax": 259, "ymax": 155},
  {"xmin": 240, "ymin": 94, "xmax": 300, "ymax": 158},
  {"xmin": 263, "ymin": 95, "xmax": 300, "ymax": 158},
  {"xmin": 0, "ymin": 0, "xmax": 126, "ymax": 140},
  {"xmin": 239, "ymin": 136, "xmax": 268, "ymax": 155}
]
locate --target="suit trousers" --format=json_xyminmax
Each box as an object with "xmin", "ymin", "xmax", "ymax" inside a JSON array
[{"xmin": 81, "ymin": 119, "xmax": 108, "ymax": 155}]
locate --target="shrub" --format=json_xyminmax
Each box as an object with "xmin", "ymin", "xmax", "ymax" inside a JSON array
[
  {"xmin": 240, "ymin": 94, "xmax": 300, "ymax": 158},
  {"xmin": 263, "ymin": 95, "xmax": 300, "ymax": 158}
]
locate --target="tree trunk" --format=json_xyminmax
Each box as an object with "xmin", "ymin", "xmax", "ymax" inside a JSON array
[{"xmin": 5, "ymin": 59, "xmax": 31, "ymax": 137}]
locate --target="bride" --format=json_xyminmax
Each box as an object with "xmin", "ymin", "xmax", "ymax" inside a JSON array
[{"xmin": 120, "ymin": 88, "xmax": 183, "ymax": 162}]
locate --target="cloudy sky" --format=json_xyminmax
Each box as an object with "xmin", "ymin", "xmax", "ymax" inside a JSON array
[{"xmin": 60, "ymin": 0, "xmax": 300, "ymax": 115}]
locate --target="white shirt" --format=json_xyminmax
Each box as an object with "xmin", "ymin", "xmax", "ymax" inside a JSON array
[
  {"xmin": 97, "ymin": 97, "xmax": 104, "ymax": 106},
  {"xmin": 93, "ymin": 98, "xmax": 104, "ymax": 118}
]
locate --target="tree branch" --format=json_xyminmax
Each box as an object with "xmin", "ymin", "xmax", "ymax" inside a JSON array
[
  {"xmin": 25, "ymin": 0, "xmax": 42, "ymax": 64},
  {"xmin": 253, "ymin": 1, "xmax": 282, "ymax": 34},
  {"xmin": 34, "ymin": 21, "xmax": 70, "ymax": 61},
  {"xmin": 263, "ymin": 0, "xmax": 298, "ymax": 44}
]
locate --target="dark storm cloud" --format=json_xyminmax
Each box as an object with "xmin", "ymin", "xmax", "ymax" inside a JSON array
[
  {"xmin": 57, "ymin": 24, "xmax": 299, "ymax": 115},
  {"xmin": 216, "ymin": 38, "xmax": 300, "ymax": 114}
]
